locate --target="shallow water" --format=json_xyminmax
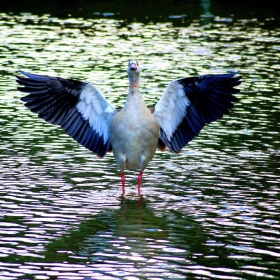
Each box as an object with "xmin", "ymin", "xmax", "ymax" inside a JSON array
[{"xmin": 0, "ymin": 1, "xmax": 280, "ymax": 279}]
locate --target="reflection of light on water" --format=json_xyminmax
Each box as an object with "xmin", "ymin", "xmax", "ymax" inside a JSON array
[{"xmin": 0, "ymin": 8, "xmax": 280, "ymax": 280}]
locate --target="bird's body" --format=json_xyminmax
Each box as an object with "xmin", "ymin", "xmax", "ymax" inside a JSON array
[
  {"xmin": 110, "ymin": 91, "xmax": 159, "ymax": 171},
  {"xmin": 110, "ymin": 83, "xmax": 160, "ymax": 194},
  {"xmin": 16, "ymin": 60, "xmax": 241, "ymax": 195}
]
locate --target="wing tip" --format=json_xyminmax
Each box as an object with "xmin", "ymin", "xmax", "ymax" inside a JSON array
[{"xmin": 16, "ymin": 70, "xmax": 50, "ymax": 82}]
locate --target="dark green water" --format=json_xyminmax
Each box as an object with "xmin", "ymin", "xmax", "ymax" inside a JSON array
[{"xmin": 0, "ymin": 0, "xmax": 280, "ymax": 279}]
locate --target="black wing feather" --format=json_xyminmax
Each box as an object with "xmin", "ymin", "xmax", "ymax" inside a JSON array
[
  {"xmin": 16, "ymin": 70, "xmax": 111, "ymax": 157},
  {"xmin": 160, "ymin": 72, "xmax": 241, "ymax": 153}
]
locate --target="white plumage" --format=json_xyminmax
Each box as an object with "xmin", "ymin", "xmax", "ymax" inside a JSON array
[
  {"xmin": 154, "ymin": 81, "xmax": 191, "ymax": 141},
  {"xmin": 77, "ymin": 83, "xmax": 116, "ymax": 143}
]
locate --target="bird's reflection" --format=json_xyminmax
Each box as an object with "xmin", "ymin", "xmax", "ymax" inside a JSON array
[
  {"xmin": 44, "ymin": 196, "xmax": 212, "ymax": 274},
  {"xmin": 45, "ymin": 198, "xmax": 168, "ymax": 263}
]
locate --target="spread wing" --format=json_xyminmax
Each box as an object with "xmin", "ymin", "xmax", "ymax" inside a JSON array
[
  {"xmin": 16, "ymin": 71, "xmax": 117, "ymax": 157},
  {"xmin": 153, "ymin": 72, "xmax": 241, "ymax": 153}
]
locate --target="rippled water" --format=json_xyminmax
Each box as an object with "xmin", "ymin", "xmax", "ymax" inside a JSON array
[{"xmin": 0, "ymin": 1, "xmax": 280, "ymax": 279}]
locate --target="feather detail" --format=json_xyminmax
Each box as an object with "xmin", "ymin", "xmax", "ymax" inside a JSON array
[
  {"xmin": 154, "ymin": 72, "xmax": 241, "ymax": 153},
  {"xmin": 17, "ymin": 71, "xmax": 116, "ymax": 157}
]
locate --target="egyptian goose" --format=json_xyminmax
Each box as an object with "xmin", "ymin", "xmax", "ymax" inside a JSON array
[{"xmin": 16, "ymin": 60, "xmax": 241, "ymax": 195}]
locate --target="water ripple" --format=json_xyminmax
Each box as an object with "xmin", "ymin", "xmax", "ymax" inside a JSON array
[{"xmin": 1, "ymin": 9, "xmax": 280, "ymax": 280}]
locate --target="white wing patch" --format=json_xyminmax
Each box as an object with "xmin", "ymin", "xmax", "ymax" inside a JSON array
[
  {"xmin": 76, "ymin": 83, "xmax": 116, "ymax": 143},
  {"xmin": 154, "ymin": 81, "xmax": 190, "ymax": 141}
]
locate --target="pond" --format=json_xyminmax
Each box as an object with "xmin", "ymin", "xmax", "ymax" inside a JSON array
[{"xmin": 0, "ymin": 0, "xmax": 280, "ymax": 279}]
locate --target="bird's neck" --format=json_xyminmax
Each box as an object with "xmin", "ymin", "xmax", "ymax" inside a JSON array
[
  {"xmin": 129, "ymin": 83, "xmax": 140, "ymax": 89},
  {"xmin": 128, "ymin": 87, "xmax": 141, "ymax": 96},
  {"xmin": 128, "ymin": 75, "xmax": 140, "ymax": 89},
  {"xmin": 126, "ymin": 73, "xmax": 144, "ymax": 109},
  {"xmin": 125, "ymin": 86, "xmax": 146, "ymax": 111}
]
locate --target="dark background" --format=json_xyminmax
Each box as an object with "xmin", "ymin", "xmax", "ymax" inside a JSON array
[{"xmin": 1, "ymin": 0, "xmax": 279, "ymax": 24}]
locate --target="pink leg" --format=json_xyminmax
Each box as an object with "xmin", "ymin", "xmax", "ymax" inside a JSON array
[
  {"xmin": 121, "ymin": 172, "xmax": 125, "ymax": 195},
  {"xmin": 137, "ymin": 171, "xmax": 143, "ymax": 195}
]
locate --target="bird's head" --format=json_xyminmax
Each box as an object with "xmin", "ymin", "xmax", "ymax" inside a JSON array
[{"xmin": 127, "ymin": 60, "xmax": 140, "ymax": 74}]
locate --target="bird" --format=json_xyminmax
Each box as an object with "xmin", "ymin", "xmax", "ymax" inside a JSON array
[{"xmin": 16, "ymin": 60, "xmax": 241, "ymax": 196}]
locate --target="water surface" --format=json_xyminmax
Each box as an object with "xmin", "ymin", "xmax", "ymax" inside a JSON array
[{"xmin": 0, "ymin": 1, "xmax": 280, "ymax": 279}]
